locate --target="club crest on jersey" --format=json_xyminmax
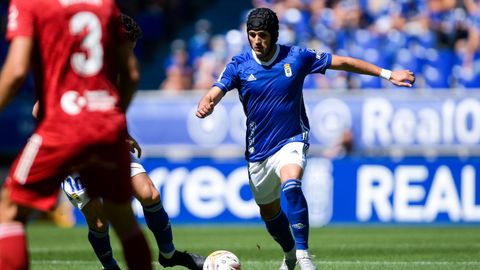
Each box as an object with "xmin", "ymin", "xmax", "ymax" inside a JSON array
[{"xmin": 284, "ymin": 64, "xmax": 292, "ymax": 77}]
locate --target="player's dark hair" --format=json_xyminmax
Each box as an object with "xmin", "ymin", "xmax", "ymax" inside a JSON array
[
  {"xmin": 120, "ymin": 13, "xmax": 142, "ymax": 42},
  {"xmin": 246, "ymin": 7, "xmax": 279, "ymax": 44}
]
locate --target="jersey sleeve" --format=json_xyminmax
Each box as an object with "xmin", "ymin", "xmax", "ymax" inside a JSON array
[
  {"xmin": 213, "ymin": 59, "xmax": 240, "ymax": 92},
  {"xmin": 302, "ymin": 48, "xmax": 332, "ymax": 74},
  {"xmin": 6, "ymin": 0, "xmax": 34, "ymax": 41}
]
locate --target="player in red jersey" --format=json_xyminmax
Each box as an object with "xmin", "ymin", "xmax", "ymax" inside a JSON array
[
  {"xmin": 31, "ymin": 14, "xmax": 206, "ymax": 270},
  {"xmin": 0, "ymin": 0, "xmax": 152, "ymax": 269}
]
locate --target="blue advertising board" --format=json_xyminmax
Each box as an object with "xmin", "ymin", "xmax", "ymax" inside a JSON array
[
  {"xmin": 72, "ymin": 156, "xmax": 480, "ymax": 225},
  {"xmin": 329, "ymin": 156, "xmax": 480, "ymax": 224},
  {"xmin": 2, "ymin": 91, "xmax": 480, "ymax": 157},
  {"xmin": 126, "ymin": 91, "xmax": 480, "ymax": 155}
]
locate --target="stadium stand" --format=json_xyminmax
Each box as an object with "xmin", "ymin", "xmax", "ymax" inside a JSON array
[{"xmin": 153, "ymin": 0, "xmax": 480, "ymax": 91}]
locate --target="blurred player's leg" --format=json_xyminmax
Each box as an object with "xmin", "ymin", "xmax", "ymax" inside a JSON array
[
  {"xmin": 132, "ymin": 172, "xmax": 174, "ymax": 255},
  {"xmin": 62, "ymin": 175, "xmax": 120, "ymax": 269},
  {"xmin": 88, "ymin": 229, "xmax": 119, "ymax": 270},
  {"xmin": 0, "ymin": 222, "xmax": 27, "ymax": 270},
  {"xmin": 49, "ymin": 193, "xmax": 75, "ymax": 228},
  {"xmin": 131, "ymin": 172, "xmax": 205, "ymax": 270},
  {"xmin": 0, "ymin": 189, "xmax": 30, "ymax": 270},
  {"xmin": 103, "ymin": 200, "xmax": 152, "ymax": 270},
  {"xmin": 81, "ymin": 199, "xmax": 119, "ymax": 270}
]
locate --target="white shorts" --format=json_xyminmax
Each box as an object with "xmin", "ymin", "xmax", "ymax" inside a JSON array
[
  {"xmin": 248, "ymin": 142, "xmax": 308, "ymax": 205},
  {"xmin": 61, "ymin": 154, "xmax": 146, "ymax": 209}
]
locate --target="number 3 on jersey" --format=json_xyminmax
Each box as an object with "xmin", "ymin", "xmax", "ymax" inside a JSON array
[{"xmin": 69, "ymin": 12, "xmax": 103, "ymax": 77}]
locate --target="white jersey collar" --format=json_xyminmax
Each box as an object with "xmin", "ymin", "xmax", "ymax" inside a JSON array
[{"xmin": 252, "ymin": 44, "xmax": 280, "ymax": 66}]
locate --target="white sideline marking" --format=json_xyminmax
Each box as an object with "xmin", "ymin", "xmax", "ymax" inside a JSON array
[
  {"xmin": 32, "ymin": 260, "xmax": 99, "ymax": 265},
  {"xmin": 32, "ymin": 260, "xmax": 163, "ymax": 265},
  {"xmin": 320, "ymin": 261, "xmax": 480, "ymax": 266}
]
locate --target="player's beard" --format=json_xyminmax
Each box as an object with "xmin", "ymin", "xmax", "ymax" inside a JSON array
[
  {"xmin": 259, "ymin": 43, "xmax": 275, "ymax": 61},
  {"xmin": 264, "ymin": 43, "xmax": 275, "ymax": 58},
  {"xmin": 250, "ymin": 41, "xmax": 275, "ymax": 61}
]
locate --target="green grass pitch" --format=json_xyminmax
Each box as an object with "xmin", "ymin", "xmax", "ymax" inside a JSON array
[{"xmin": 28, "ymin": 224, "xmax": 480, "ymax": 270}]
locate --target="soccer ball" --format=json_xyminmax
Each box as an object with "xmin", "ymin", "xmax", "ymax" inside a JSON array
[{"xmin": 202, "ymin": 250, "xmax": 241, "ymax": 270}]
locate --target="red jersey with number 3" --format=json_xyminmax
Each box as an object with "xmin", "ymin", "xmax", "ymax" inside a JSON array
[
  {"xmin": 3, "ymin": 0, "xmax": 133, "ymax": 211},
  {"xmin": 6, "ymin": 0, "xmax": 126, "ymax": 136}
]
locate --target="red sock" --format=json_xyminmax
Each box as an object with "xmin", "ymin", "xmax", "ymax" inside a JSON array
[
  {"xmin": 0, "ymin": 223, "xmax": 28, "ymax": 270},
  {"xmin": 121, "ymin": 230, "xmax": 152, "ymax": 270}
]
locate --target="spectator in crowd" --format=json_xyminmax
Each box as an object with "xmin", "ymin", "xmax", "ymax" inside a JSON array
[{"xmin": 160, "ymin": 39, "xmax": 193, "ymax": 91}]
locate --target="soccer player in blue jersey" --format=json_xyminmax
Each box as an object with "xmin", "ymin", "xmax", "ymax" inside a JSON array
[{"xmin": 196, "ymin": 7, "xmax": 415, "ymax": 270}]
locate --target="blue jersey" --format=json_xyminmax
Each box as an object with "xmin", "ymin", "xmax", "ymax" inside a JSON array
[{"xmin": 213, "ymin": 44, "xmax": 332, "ymax": 162}]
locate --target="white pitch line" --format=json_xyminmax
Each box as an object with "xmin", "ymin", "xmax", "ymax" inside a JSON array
[
  {"xmin": 32, "ymin": 260, "xmax": 162, "ymax": 264},
  {"xmin": 318, "ymin": 260, "xmax": 480, "ymax": 266},
  {"xmin": 32, "ymin": 260, "xmax": 100, "ymax": 265}
]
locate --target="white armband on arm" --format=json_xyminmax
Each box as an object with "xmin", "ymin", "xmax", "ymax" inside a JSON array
[{"xmin": 379, "ymin": 69, "xmax": 392, "ymax": 80}]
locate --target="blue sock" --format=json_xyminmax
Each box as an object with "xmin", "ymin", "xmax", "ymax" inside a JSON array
[
  {"xmin": 88, "ymin": 228, "xmax": 118, "ymax": 269},
  {"xmin": 264, "ymin": 211, "xmax": 295, "ymax": 252},
  {"xmin": 143, "ymin": 201, "xmax": 175, "ymax": 254},
  {"xmin": 281, "ymin": 179, "xmax": 309, "ymax": 250}
]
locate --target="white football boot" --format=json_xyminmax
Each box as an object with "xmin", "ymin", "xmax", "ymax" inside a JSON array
[
  {"xmin": 295, "ymin": 250, "xmax": 317, "ymax": 270},
  {"xmin": 297, "ymin": 255, "xmax": 317, "ymax": 270}
]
